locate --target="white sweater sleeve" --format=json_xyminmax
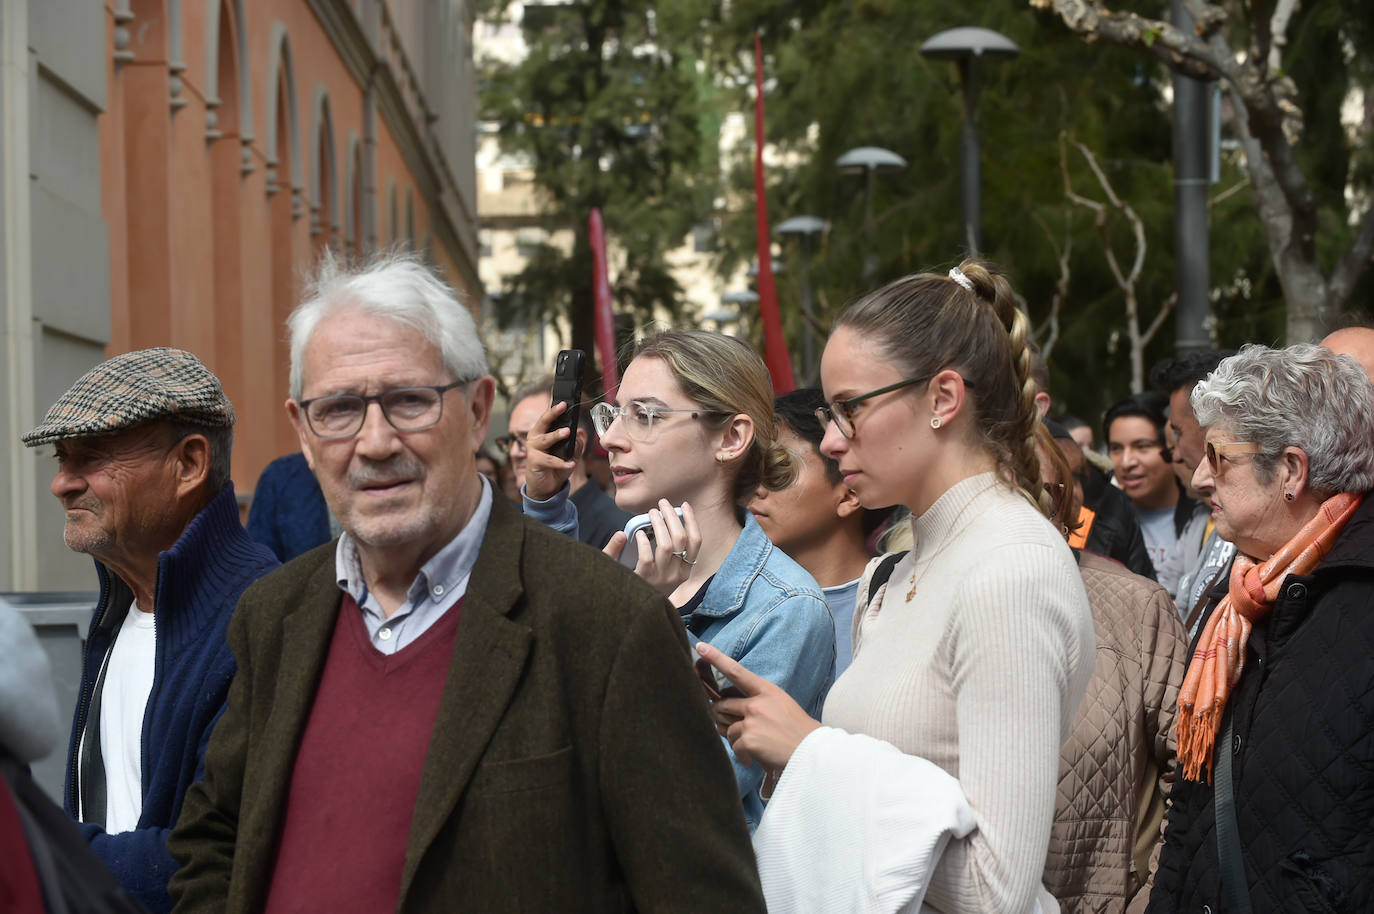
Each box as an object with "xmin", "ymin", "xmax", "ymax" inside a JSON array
[{"xmin": 923, "ymin": 543, "xmax": 1092, "ymax": 914}]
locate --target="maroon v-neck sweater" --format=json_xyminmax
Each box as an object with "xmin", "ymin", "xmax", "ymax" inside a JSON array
[{"xmin": 262, "ymin": 594, "xmax": 462, "ymax": 913}]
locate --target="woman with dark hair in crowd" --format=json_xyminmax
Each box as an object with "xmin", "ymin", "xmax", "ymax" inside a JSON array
[
  {"xmin": 699, "ymin": 260, "xmax": 1095, "ymax": 912},
  {"xmin": 748, "ymin": 388, "xmax": 895, "ymax": 675},
  {"xmin": 1144, "ymin": 343, "xmax": 1374, "ymax": 913}
]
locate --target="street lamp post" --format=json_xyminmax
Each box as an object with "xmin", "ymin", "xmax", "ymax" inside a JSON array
[
  {"xmin": 719, "ymin": 289, "xmax": 759, "ymax": 338},
  {"xmin": 1171, "ymin": 0, "xmax": 1212, "ymax": 354},
  {"xmin": 920, "ymin": 27, "xmax": 1019, "ymax": 257},
  {"xmin": 836, "ymin": 147, "xmax": 907, "ymax": 285},
  {"xmin": 777, "ymin": 215, "xmax": 828, "ymax": 384}
]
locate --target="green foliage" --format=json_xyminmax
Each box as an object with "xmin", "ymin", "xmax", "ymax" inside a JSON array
[
  {"xmin": 709, "ymin": 0, "xmax": 1308, "ymax": 421},
  {"xmin": 478, "ymin": 0, "xmax": 1371, "ymax": 420},
  {"xmin": 476, "ymin": 0, "xmax": 722, "ymax": 381}
]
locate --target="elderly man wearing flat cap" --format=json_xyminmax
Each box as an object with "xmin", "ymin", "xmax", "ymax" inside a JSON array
[{"xmin": 22, "ymin": 348, "xmax": 278, "ymax": 913}]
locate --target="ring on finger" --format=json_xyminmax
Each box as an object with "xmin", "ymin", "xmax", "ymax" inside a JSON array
[{"xmin": 674, "ymin": 551, "xmax": 697, "ymax": 566}]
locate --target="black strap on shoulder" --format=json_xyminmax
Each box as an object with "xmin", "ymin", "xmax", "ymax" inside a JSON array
[
  {"xmin": 79, "ymin": 642, "xmax": 115, "ymax": 830},
  {"xmin": 1215, "ymin": 713, "xmax": 1253, "ymax": 914},
  {"xmin": 865, "ymin": 551, "xmax": 909, "ymax": 607}
]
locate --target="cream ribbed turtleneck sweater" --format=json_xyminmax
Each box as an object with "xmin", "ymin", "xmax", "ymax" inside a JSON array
[{"xmin": 822, "ymin": 473, "xmax": 1095, "ymax": 914}]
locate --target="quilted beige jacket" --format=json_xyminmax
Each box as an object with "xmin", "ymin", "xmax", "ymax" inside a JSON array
[{"xmin": 1042, "ymin": 551, "xmax": 1187, "ymax": 914}]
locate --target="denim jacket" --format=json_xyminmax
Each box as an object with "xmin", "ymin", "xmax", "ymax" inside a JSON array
[
  {"xmin": 527, "ymin": 492, "xmax": 835, "ymax": 830},
  {"xmin": 685, "ymin": 514, "xmax": 835, "ymax": 830}
]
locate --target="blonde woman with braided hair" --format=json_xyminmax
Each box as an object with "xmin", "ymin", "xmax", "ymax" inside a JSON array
[{"xmin": 699, "ymin": 260, "xmax": 1095, "ymax": 913}]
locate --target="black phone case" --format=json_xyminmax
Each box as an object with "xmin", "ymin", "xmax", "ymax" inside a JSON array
[{"xmin": 550, "ymin": 349, "xmax": 585, "ymax": 461}]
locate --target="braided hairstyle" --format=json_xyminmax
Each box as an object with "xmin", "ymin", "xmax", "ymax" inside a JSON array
[
  {"xmin": 834, "ymin": 258, "xmax": 1047, "ymax": 513},
  {"xmin": 633, "ymin": 329, "xmax": 796, "ymax": 504}
]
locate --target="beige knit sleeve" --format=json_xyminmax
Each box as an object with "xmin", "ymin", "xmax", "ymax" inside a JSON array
[{"xmin": 923, "ymin": 542, "xmax": 1094, "ymax": 914}]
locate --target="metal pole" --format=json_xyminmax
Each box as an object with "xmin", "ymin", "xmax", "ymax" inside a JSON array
[
  {"xmin": 862, "ymin": 165, "xmax": 877, "ymax": 285},
  {"xmin": 796, "ymin": 234, "xmax": 817, "ymax": 384},
  {"xmin": 958, "ymin": 56, "xmax": 983, "ymax": 256},
  {"xmin": 1172, "ymin": 0, "xmax": 1211, "ymax": 353}
]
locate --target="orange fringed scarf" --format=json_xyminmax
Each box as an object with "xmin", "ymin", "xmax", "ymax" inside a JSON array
[{"xmin": 1175, "ymin": 491, "xmax": 1363, "ymax": 782}]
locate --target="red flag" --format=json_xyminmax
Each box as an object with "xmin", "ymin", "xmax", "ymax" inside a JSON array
[
  {"xmin": 752, "ymin": 31, "xmax": 795, "ymax": 394},
  {"xmin": 589, "ymin": 208, "xmax": 619, "ymax": 398}
]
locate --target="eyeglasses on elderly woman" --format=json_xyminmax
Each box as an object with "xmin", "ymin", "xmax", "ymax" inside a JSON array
[{"xmin": 1204, "ymin": 439, "xmax": 1262, "ymax": 475}]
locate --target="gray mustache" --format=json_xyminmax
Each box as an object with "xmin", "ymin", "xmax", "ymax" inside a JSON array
[{"xmin": 346, "ymin": 457, "xmax": 426, "ymax": 488}]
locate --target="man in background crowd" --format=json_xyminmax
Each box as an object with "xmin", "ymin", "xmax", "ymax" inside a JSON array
[
  {"xmin": 1103, "ymin": 392, "xmax": 1199, "ymax": 596},
  {"xmin": 1149, "ymin": 350, "xmax": 1238, "ymax": 634},
  {"xmin": 1030, "ymin": 351, "xmax": 1154, "ymax": 581},
  {"xmin": 500, "ymin": 378, "xmax": 630, "ymax": 548}
]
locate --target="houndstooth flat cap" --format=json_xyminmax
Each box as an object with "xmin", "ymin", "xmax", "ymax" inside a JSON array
[{"xmin": 22, "ymin": 347, "xmax": 235, "ymax": 447}]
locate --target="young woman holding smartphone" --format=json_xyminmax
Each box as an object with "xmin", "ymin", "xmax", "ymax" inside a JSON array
[
  {"xmin": 699, "ymin": 261, "xmax": 1095, "ymax": 911},
  {"xmin": 593, "ymin": 330, "xmax": 835, "ymax": 832}
]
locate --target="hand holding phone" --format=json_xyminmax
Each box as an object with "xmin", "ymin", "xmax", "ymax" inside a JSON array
[
  {"xmin": 695, "ymin": 655, "xmax": 743, "ymax": 701},
  {"xmin": 617, "ymin": 506, "xmax": 686, "ymax": 568},
  {"xmin": 548, "ymin": 349, "xmax": 585, "ymax": 462},
  {"xmin": 520, "ymin": 350, "xmax": 586, "ymax": 502},
  {"xmin": 602, "ymin": 500, "xmax": 701, "ymax": 598}
]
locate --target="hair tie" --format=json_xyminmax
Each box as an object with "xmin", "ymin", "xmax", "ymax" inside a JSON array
[{"xmin": 948, "ymin": 267, "xmax": 974, "ymax": 292}]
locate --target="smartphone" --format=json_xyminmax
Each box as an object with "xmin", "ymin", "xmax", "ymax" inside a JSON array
[
  {"xmin": 618, "ymin": 508, "xmax": 685, "ymax": 568},
  {"xmin": 549, "ymin": 349, "xmax": 585, "ymax": 462},
  {"xmin": 694, "ymin": 655, "xmax": 743, "ymax": 700}
]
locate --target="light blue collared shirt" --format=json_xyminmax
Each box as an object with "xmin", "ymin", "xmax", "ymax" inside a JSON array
[{"xmin": 334, "ymin": 476, "xmax": 494, "ymax": 654}]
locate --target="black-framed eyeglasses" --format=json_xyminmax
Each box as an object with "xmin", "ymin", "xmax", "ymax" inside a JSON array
[
  {"xmin": 494, "ymin": 432, "xmax": 528, "ymax": 454},
  {"xmin": 1205, "ymin": 439, "xmax": 1262, "ymax": 474},
  {"xmin": 298, "ymin": 381, "xmax": 470, "ymax": 439},
  {"xmin": 815, "ymin": 372, "xmax": 975, "ymax": 439}
]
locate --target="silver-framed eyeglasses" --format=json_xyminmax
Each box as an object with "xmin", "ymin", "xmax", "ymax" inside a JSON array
[
  {"xmin": 590, "ymin": 400, "xmax": 727, "ymax": 442},
  {"xmin": 816, "ymin": 372, "xmax": 975, "ymax": 439},
  {"xmin": 298, "ymin": 381, "xmax": 471, "ymax": 439}
]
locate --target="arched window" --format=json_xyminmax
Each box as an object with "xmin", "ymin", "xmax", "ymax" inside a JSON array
[{"xmin": 312, "ymin": 90, "xmax": 337, "ymax": 253}]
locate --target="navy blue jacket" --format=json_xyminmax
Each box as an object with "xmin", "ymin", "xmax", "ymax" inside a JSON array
[
  {"xmin": 245, "ymin": 452, "xmax": 331, "ymax": 563},
  {"xmin": 66, "ymin": 483, "xmax": 278, "ymax": 913}
]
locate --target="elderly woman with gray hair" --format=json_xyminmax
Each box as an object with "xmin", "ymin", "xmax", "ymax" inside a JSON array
[{"xmin": 1144, "ymin": 343, "xmax": 1374, "ymax": 914}]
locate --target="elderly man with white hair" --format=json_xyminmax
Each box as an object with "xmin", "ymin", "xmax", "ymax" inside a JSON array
[{"xmin": 167, "ymin": 252, "xmax": 764, "ymax": 914}]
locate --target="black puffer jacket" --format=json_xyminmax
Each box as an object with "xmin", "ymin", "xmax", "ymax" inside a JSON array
[
  {"xmin": 1146, "ymin": 494, "xmax": 1374, "ymax": 914},
  {"xmin": 1081, "ymin": 468, "xmax": 1156, "ymax": 582}
]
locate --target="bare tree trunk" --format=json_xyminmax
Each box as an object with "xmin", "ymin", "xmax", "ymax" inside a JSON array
[{"xmin": 1040, "ymin": 0, "xmax": 1373, "ymax": 342}]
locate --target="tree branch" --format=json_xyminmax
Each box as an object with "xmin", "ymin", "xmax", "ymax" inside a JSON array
[
  {"xmin": 1037, "ymin": 0, "xmax": 1225, "ymax": 81},
  {"xmin": 1142, "ymin": 291, "xmax": 1178, "ymax": 346},
  {"xmin": 1328, "ymin": 206, "xmax": 1374, "ymax": 311},
  {"xmin": 1210, "ymin": 176, "xmax": 1251, "ymax": 207},
  {"xmin": 1043, "ymin": 0, "xmax": 1319, "ymax": 259},
  {"xmin": 1266, "ymin": 0, "xmax": 1301, "ymax": 73}
]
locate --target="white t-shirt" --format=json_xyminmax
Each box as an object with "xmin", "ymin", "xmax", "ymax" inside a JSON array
[{"xmin": 99, "ymin": 603, "xmax": 156, "ymax": 834}]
